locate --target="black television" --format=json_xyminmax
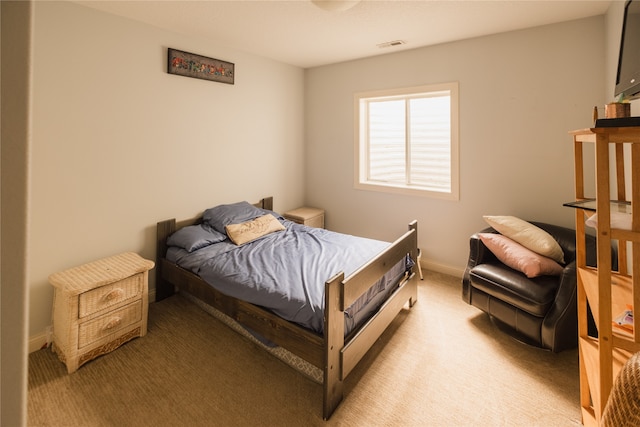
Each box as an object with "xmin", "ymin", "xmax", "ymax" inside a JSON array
[{"xmin": 615, "ymin": 0, "xmax": 640, "ymax": 100}]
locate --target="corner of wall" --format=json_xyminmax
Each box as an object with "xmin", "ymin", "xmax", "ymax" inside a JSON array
[{"xmin": 1, "ymin": 1, "xmax": 33, "ymax": 425}]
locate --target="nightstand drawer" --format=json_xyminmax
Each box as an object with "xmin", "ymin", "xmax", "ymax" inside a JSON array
[
  {"xmin": 78, "ymin": 301, "xmax": 142, "ymax": 349},
  {"xmin": 78, "ymin": 273, "xmax": 143, "ymax": 318}
]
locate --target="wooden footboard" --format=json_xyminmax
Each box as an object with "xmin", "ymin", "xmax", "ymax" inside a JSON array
[
  {"xmin": 323, "ymin": 220, "xmax": 418, "ymax": 418},
  {"xmin": 155, "ymin": 197, "xmax": 418, "ymax": 420}
]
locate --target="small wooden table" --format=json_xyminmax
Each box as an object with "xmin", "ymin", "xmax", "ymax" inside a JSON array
[{"xmin": 283, "ymin": 207, "xmax": 325, "ymax": 228}]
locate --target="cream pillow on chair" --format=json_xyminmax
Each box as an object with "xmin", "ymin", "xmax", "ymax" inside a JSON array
[{"xmin": 483, "ymin": 215, "xmax": 565, "ymax": 264}]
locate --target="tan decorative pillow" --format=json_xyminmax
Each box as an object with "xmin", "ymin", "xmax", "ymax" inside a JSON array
[
  {"xmin": 225, "ymin": 214, "xmax": 285, "ymax": 245},
  {"xmin": 478, "ymin": 233, "xmax": 564, "ymax": 278},
  {"xmin": 483, "ymin": 215, "xmax": 565, "ymax": 264}
]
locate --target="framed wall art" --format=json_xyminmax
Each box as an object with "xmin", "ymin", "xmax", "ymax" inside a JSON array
[{"xmin": 167, "ymin": 48, "xmax": 234, "ymax": 85}]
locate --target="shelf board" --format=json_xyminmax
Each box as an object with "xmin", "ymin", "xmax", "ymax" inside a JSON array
[
  {"xmin": 578, "ymin": 268, "xmax": 633, "ymax": 333},
  {"xmin": 563, "ymin": 198, "xmax": 632, "ymax": 213},
  {"xmin": 579, "ymin": 336, "xmax": 633, "ymax": 416},
  {"xmin": 612, "ymin": 335, "xmax": 640, "ymax": 353},
  {"xmin": 570, "ymin": 126, "xmax": 640, "ymax": 144},
  {"xmin": 580, "ymin": 336, "xmax": 632, "ymax": 382},
  {"xmin": 580, "ymin": 336, "xmax": 602, "ymax": 411},
  {"xmin": 581, "ymin": 406, "xmax": 597, "ymax": 427}
]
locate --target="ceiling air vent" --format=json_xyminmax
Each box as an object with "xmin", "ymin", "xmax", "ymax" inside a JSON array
[{"xmin": 377, "ymin": 40, "xmax": 406, "ymax": 49}]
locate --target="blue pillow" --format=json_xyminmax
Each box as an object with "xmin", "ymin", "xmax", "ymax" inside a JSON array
[
  {"xmin": 203, "ymin": 201, "xmax": 268, "ymax": 234},
  {"xmin": 167, "ymin": 224, "xmax": 227, "ymax": 252}
]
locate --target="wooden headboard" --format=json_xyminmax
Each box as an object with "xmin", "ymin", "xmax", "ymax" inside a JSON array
[{"xmin": 155, "ymin": 196, "xmax": 273, "ymax": 300}]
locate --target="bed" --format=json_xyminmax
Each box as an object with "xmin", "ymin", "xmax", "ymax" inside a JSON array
[{"xmin": 155, "ymin": 197, "xmax": 419, "ymax": 419}]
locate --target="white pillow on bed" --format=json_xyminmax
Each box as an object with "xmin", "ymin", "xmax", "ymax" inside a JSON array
[
  {"xmin": 225, "ymin": 214, "xmax": 285, "ymax": 245},
  {"xmin": 167, "ymin": 224, "xmax": 227, "ymax": 252},
  {"xmin": 203, "ymin": 201, "xmax": 269, "ymax": 234}
]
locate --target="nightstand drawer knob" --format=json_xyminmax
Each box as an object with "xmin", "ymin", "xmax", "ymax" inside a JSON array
[
  {"xmin": 103, "ymin": 317, "xmax": 122, "ymax": 330},
  {"xmin": 103, "ymin": 288, "xmax": 124, "ymax": 302}
]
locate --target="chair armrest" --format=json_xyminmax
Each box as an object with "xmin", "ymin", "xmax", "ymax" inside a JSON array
[
  {"xmin": 541, "ymin": 260, "xmax": 578, "ymax": 352},
  {"xmin": 468, "ymin": 228, "xmax": 499, "ymax": 266},
  {"xmin": 462, "ymin": 228, "xmax": 498, "ymax": 303}
]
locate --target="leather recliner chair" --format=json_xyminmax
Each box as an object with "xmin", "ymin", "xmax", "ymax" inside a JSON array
[{"xmin": 462, "ymin": 222, "xmax": 601, "ymax": 353}]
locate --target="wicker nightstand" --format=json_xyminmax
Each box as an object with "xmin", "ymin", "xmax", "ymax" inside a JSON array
[
  {"xmin": 49, "ymin": 252, "xmax": 154, "ymax": 373},
  {"xmin": 283, "ymin": 207, "xmax": 325, "ymax": 228}
]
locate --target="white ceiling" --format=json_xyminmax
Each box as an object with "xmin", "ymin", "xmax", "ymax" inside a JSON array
[{"xmin": 76, "ymin": 0, "xmax": 613, "ymax": 68}]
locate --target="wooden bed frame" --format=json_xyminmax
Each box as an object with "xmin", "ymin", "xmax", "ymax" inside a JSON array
[{"xmin": 155, "ymin": 197, "xmax": 419, "ymax": 419}]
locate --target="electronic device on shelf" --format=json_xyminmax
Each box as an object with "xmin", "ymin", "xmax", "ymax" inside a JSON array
[
  {"xmin": 595, "ymin": 117, "xmax": 640, "ymax": 127},
  {"xmin": 615, "ymin": 0, "xmax": 640, "ymax": 101}
]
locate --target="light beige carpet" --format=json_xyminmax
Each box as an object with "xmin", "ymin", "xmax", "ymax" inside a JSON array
[{"xmin": 28, "ymin": 271, "xmax": 582, "ymax": 426}]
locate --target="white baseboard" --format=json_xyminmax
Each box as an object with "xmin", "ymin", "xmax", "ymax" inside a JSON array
[
  {"xmin": 29, "ymin": 326, "xmax": 51, "ymax": 353},
  {"xmin": 421, "ymin": 259, "xmax": 465, "ymax": 279}
]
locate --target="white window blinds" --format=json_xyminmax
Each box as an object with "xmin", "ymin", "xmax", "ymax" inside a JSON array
[{"xmin": 356, "ymin": 83, "xmax": 458, "ymax": 200}]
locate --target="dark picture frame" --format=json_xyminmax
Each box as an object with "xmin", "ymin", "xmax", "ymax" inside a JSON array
[{"xmin": 167, "ymin": 48, "xmax": 234, "ymax": 85}]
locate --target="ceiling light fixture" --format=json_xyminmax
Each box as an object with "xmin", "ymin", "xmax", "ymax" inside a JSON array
[{"xmin": 311, "ymin": 0, "xmax": 361, "ymax": 12}]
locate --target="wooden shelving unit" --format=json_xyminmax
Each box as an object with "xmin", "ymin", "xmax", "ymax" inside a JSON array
[{"xmin": 568, "ymin": 126, "xmax": 640, "ymax": 426}]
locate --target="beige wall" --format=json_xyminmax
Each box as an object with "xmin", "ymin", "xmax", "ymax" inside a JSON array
[
  {"xmin": 28, "ymin": 2, "xmax": 305, "ymax": 344},
  {"xmin": 305, "ymin": 16, "xmax": 606, "ymax": 276}
]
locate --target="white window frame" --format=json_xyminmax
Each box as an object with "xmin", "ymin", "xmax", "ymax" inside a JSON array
[{"xmin": 354, "ymin": 82, "xmax": 459, "ymax": 200}]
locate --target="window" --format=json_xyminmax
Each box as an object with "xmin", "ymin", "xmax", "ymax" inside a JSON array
[{"xmin": 355, "ymin": 82, "xmax": 459, "ymax": 200}]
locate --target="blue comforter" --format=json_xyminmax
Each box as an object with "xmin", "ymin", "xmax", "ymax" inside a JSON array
[{"xmin": 167, "ymin": 218, "xmax": 407, "ymax": 335}]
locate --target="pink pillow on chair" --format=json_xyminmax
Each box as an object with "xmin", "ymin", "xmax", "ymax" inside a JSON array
[{"xmin": 478, "ymin": 233, "xmax": 564, "ymax": 278}]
